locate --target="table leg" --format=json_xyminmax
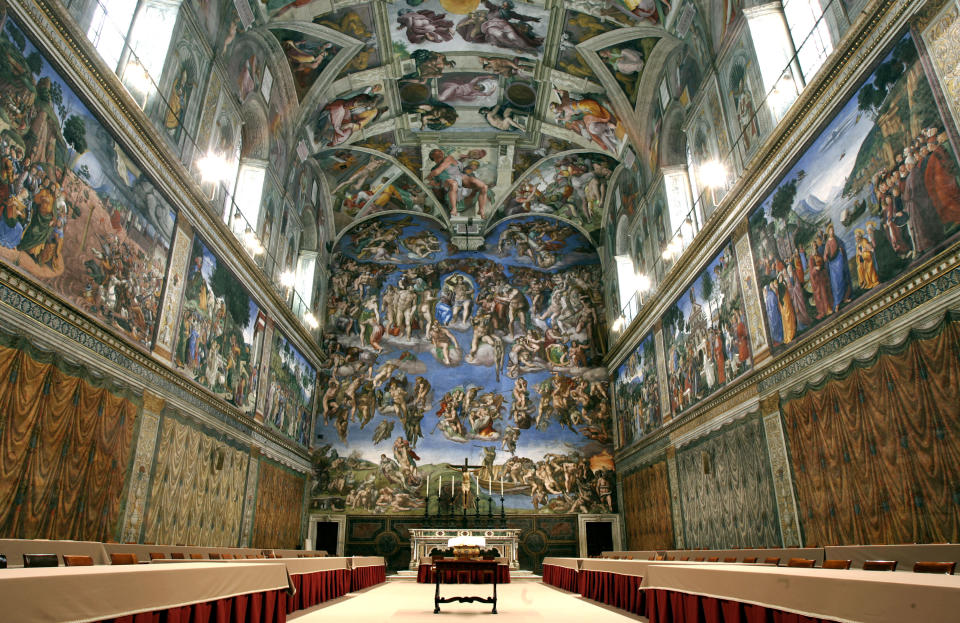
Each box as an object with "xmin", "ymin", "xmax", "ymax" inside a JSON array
[
  {"xmin": 435, "ymin": 568, "xmax": 440, "ymax": 614},
  {"xmin": 492, "ymin": 566, "xmax": 498, "ymax": 614}
]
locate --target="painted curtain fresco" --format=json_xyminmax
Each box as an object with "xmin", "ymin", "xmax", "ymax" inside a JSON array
[
  {"xmin": 265, "ymin": 331, "xmax": 316, "ymax": 446},
  {"xmin": 614, "ymin": 331, "xmax": 661, "ymax": 447},
  {"xmin": 142, "ymin": 412, "xmax": 250, "ymax": 547},
  {"xmin": 0, "ymin": 19, "xmax": 176, "ymax": 350},
  {"xmin": 174, "ymin": 236, "xmax": 264, "ymax": 414},
  {"xmin": 781, "ymin": 313, "xmax": 960, "ymax": 546},
  {"xmin": 318, "ymin": 214, "xmax": 614, "ymax": 515},
  {"xmin": 675, "ymin": 414, "xmax": 781, "ymax": 548},
  {"xmin": 622, "ymin": 461, "xmax": 674, "ymax": 550},
  {"xmin": 748, "ymin": 33, "xmax": 960, "ymax": 351},
  {"xmin": 252, "ymin": 458, "xmax": 306, "ymax": 549},
  {"xmin": 0, "ymin": 336, "xmax": 138, "ymax": 540},
  {"xmin": 662, "ymin": 242, "xmax": 752, "ymax": 415}
]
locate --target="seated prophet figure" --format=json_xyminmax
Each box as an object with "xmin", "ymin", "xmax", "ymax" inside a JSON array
[
  {"xmin": 396, "ymin": 9, "xmax": 454, "ymax": 44},
  {"xmin": 456, "ymin": 1, "xmax": 543, "ymax": 52}
]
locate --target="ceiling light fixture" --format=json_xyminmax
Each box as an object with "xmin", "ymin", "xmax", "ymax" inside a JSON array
[
  {"xmin": 699, "ymin": 160, "xmax": 728, "ymax": 189},
  {"xmin": 197, "ymin": 152, "xmax": 231, "ymax": 184}
]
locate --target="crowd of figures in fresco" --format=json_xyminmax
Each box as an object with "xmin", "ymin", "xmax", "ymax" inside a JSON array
[
  {"xmin": 315, "ymin": 214, "xmax": 615, "ymax": 514},
  {"xmin": 613, "ymin": 332, "xmax": 660, "ymax": 447},
  {"xmin": 749, "ymin": 33, "xmax": 960, "ymax": 350},
  {"xmin": 265, "ymin": 333, "xmax": 317, "ymax": 447},
  {"xmin": 0, "ymin": 20, "xmax": 175, "ymax": 349}
]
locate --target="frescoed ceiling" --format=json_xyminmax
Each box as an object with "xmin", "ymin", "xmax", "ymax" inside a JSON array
[{"xmin": 247, "ymin": 0, "xmax": 716, "ymax": 242}]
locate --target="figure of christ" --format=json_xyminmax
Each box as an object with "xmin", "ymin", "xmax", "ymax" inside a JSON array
[
  {"xmin": 425, "ymin": 149, "xmax": 489, "ymax": 218},
  {"xmin": 444, "ymin": 457, "xmax": 486, "ymax": 510}
]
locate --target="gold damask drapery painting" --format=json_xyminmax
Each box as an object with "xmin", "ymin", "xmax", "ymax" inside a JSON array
[
  {"xmin": 781, "ymin": 312, "xmax": 960, "ymax": 546},
  {"xmin": 142, "ymin": 412, "xmax": 250, "ymax": 547},
  {"xmin": 622, "ymin": 460, "xmax": 674, "ymax": 550},
  {"xmin": 252, "ymin": 458, "xmax": 305, "ymax": 549},
  {"xmin": 0, "ymin": 339, "xmax": 139, "ymax": 540}
]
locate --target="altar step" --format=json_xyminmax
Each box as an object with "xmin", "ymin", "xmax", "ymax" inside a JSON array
[{"xmin": 388, "ymin": 570, "xmax": 541, "ymax": 582}]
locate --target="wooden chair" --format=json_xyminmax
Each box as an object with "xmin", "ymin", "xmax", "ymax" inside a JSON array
[
  {"xmin": 913, "ymin": 561, "xmax": 956, "ymax": 574},
  {"xmin": 208, "ymin": 553, "xmax": 221, "ymax": 560},
  {"xmin": 787, "ymin": 558, "xmax": 816, "ymax": 568},
  {"xmin": 23, "ymin": 554, "xmax": 58, "ymax": 568},
  {"xmin": 862, "ymin": 560, "xmax": 897, "ymax": 571},
  {"xmin": 723, "ymin": 557, "xmax": 737, "ymax": 563},
  {"xmin": 822, "ymin": 559, "xmax": 852, "ymax": 570},
  {"xmin": 170, "ymin": 553, "xmax": 185, "ymax": 559},
  {"xmin": 63, "ymin": 555, "xmax": 94, "ymax": 567},
  {"xmin": 707, "ymin": 557, "xmax": 719, "ymax": 562},
  {"xmin": 190, "ymin": 554, "xmax": 204, "ymax": 560},
  {"xmin": 694, "ymin": 557, "xmax": 704, "ymax": 562},
  {"xmin": 664, "ymin": 555, "xmax": 675, "ymax": 561},
  {"xmin": 742, "ymin": 557, "xmax": 758, "ymax": 563},
  {"xmin": 149, "ymin": 553, "xmax": 166, "ymax": 560},
  {"xmin": 246, "ymin": 555, "xmax": 257, "ymax": 559},
  {"xmin": 764, "ymin": 557, "xmax": 781, "ymax": 566},
  {"xmin": 680, "ymin": 556, "xmax": 690, "ymax": 561},
  {"xmin": 110, "ymin": 553, "xmax": 138, "ymax": 565},
  {"xmin": 221, "ymin": 554, "xmax": 234, "ymax": 560}
]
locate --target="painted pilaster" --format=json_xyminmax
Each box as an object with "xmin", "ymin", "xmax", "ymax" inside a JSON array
[
  {"xmin": 734, "ymin": 227, "xmax": 769, "ymax": 364},
  {"xmin": 120, "ymin": 391, "xmax": 165, "ymax": 543},
  {"xmin": 240, "ymin": 450, "xmax": 261, "ymax": 547},
  {"xmin": 665, "ymin": 446, "xmax": 684, "ymax": 549},
  {"xmin": 920, "ymin": 0, "xmax": 960, "ymax": 131},
  {"xmin": 760, "ymin": 393, "xmax": 802, "ymax": 547},
  {"xmin": 653, "ymin": 321, "xmax": 672, "ymax": 422},
  {"xmin": 255, "ymin": 320, "xmax": 275, "ymax": 423},
  {"xmin": 153, "ymin": 220, "xmax": 193, "ymax": 363}
]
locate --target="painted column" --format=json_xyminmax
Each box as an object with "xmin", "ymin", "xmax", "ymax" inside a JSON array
[
  {"xmin": 653, "ymin": 321, "xmax": 672, "ymax": 422},
  {"xmin": 760, "ymin": 393, "xmax": 802, "ymax": 547},
  {"xmin": 734, "ymin": 227, "xmax": 770, "ymax": 364},
  {"xmin": 240, "ymin": 449, "xmax": 261, "ymax": 547},
  {"xmin": 119, "ymin": 391, "xmax": 164, "ymax": 543},
  {"xmin": 255, "ymin": 319, "xmax": 275, "ymax": 423}
]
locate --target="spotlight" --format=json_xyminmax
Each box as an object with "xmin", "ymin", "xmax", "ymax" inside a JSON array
[{"xmin": 699, "ymin": 160, "xmax": 728, "ymax": 189}]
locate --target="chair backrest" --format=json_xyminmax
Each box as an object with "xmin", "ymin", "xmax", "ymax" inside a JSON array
[
  {"xmin": 913, "ymin": 561, "xmax": 956, "ymax": 574},
  {"xmin": 742, "ymin": 557, "xmax": 757, "ymax": 563},
  {"xmin": 208, "ymin": 553, "xmax": 221, "ymax": 560},
  {"xmin": 171, "ymin": 553, "xmax": 185, "ymax": 559},
  {"xmin": 664, "ymin": 555, "xmax": 674, "ymax": 561},
  {"xmin": 246, "ymin": 555, "xmax": 257, "ymax": 559},
  {"xmin": 110, "ymin": 553, "xmax": 138, "ymax": 565},
  {"xmin": 190, "ymin": 554, "xmax": 204, "ymax": 559},
  {"xmin": 694, "ymin": 557, "xmax": 704, "ymax": 562},
  {"xmin": 723, "ymin": 557, "xmax": 737, "ymax": 563},
  {"xmin": 787, "ymin": 558, "xmax": 816, "ymax": 568},
  {"xmin": 63, "ymin": 555, "xmax": 94, "ymax": 567},
  {"xmin": 822, "ymin": 559, "xmax": 852, "ymax": 570},
  {"xmin": 680, "ymin": 556, "xmax": 690, "ymax": 561},
  {"xmin": 0, "ymin": 554, "xmax": 6, "ymax": 569},
  {"xmin": 863, "ymin": 560, "xmax": 897, "ymax": 571},
  {"xmin": 149, "ymin": 553, "xmax": 166, "ymax": 560},
  {"xmin": 23, "ymin": 554, "xmax": 58, "ymax": 568},
  {"xmin": 764, "ymin": 557, "xmax": 781, "ymax": 566},
  {"xmin": 654, "ymin": 553, "xmax": 665, "ymax": 561},
  {"xmin": 707, "ymin": 557, "xmax": 719, "ymax": 562},
  {"xmin": 221, "ymin": 554, "xmax": 234, "ymax": 560}
]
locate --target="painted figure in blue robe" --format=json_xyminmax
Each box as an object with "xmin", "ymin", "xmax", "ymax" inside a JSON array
[
  {"xmin": 764, "ymin": 283, "xmax": 784, "ymax": 344},
  {"xmin": 823, "ymin": 223, "xmax": 852, "ymax": 312},
  {"xmin": 435, "ymin": 290, "xmax": 453, "ymax": 325}
]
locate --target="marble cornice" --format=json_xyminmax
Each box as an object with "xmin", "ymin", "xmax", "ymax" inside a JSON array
[
  {"xmin": 605, "ymin": 0, "xmax": 915, "ymax": 371},
  {"xmin": 10, "ymin": 0, "xmax": 325, "ymax": 370}
]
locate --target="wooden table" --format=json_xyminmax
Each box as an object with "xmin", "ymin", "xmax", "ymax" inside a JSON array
[{"xmin": 433, "ymin": 559, "xmax": 499, "ymax": 614}]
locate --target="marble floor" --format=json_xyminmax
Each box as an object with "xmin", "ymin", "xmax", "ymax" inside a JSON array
[{"xmin": 287, "ymin": 580, "xmax": 646, "ymax": 622}]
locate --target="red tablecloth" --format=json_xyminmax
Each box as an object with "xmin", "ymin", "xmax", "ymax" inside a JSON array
[
  {"xmin": 542, "ymin": 564, "xmax": 579, "ymax": 592},
  {"xmin": 645, "ymin": 589, "xmax": 835, "ymax": 623},
  {"xmin": 416, "ymin": 563, "xmax": 510, "ymax": 584},
  {"xmin": 578, "ymin": 568, "xmax": 645, "ymax": 616},
  {"xmin": 350, "ymin": 564, "xmax": 387, "ymax": 591},
  {"xmin": 286, "ymin": 568, "xmax": 351, "ymax": 613},
  {"xmin": 108, "ymin": 588, "xmax": 287, "ymax": 623}
]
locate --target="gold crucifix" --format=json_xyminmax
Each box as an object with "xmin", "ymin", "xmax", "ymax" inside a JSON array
[{"xmin": 445, "ymin": 457, "xmax": 484, "ymax": 509}]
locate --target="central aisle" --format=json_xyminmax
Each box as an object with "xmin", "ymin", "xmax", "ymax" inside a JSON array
[{"xmin": 288, "ymin": 580, "xmax": 646, "ymax": 622}]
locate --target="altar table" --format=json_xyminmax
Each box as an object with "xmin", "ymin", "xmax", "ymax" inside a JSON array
[
  {"xmin": 409, "ymin": 528, "xmax": 521, "ymax": 570},
  {"xmin": 642, "ymin": 563, "xmax": 960, "ymax": 623},
  {"xmin": 0, "ymin": 561, "xmax": 290, "ymax": 623}
]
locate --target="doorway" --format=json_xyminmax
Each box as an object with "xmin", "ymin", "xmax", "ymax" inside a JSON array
[
  {"xmin": 315, "ymin": 521, "xmax": 339, "ymax": 556},
  {"xmin": 585, "ymin": 521, "xmax": 614, "ymax": 558}
]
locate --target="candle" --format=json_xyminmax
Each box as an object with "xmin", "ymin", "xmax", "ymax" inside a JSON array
[
  {"xmin": 426, "ymin": 474, "xmax": 430, "ymax": 495},
  {"xmin": 451, "ymin": 476, "xmax": 454, "ymax": 496},
  {"xmin": 500, "ymin": 475, "xmax": 504, "ymax": 496},
  {"xmin": 438, "ymin": 475, "xmax": 442, "ymax": 496}
]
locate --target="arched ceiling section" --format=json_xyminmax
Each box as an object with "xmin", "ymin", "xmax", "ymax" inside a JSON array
[{"xmin": 200, "ymin": 0, "xmax": 742, "ymax": 246}]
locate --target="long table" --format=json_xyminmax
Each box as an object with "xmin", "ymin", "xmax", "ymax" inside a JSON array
[
  {"xmin": 824, "ymin": 543, "xmax": 960, "ymax": 571},
  {"xmin": 350, "ymin": 556, "xmax": 387, "ymax": 591},
  {"xmin": 0, "ymin": 538, "xmax": 110, "ymax": 567},
  {"xmin": 541, "ymin": 557, "xmax": 581, "ymax": 593},
  {"xmin": 641, "ymin": 563, "xmax": 960, "ymax": 623},
  {"xmin": 416, "ymin": 556, "xmax": 510, "ymax": 584},
  {"xmin": 0, "ymin": 561, "xmax": 290, "ymax": 623}
]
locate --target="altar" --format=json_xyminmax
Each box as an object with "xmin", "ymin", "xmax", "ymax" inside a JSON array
[{"xmin": 408, "ymin": 528, "xmax": 522, "ymax": 570}]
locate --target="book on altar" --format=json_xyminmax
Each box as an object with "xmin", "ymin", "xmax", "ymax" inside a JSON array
[{"xmin": 447, "ymin": 536, "xmax": 486, "ymax": 548}]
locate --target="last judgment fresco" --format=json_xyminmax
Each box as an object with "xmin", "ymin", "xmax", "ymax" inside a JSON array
[{"xmin": 315, "ymin": 214, "xmax": 614, "ymax": 514}]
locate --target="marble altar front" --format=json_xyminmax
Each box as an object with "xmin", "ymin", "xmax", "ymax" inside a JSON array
[{"xmin": 409, "ymin": 528, "xmax": 522, "ymax": 570}]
